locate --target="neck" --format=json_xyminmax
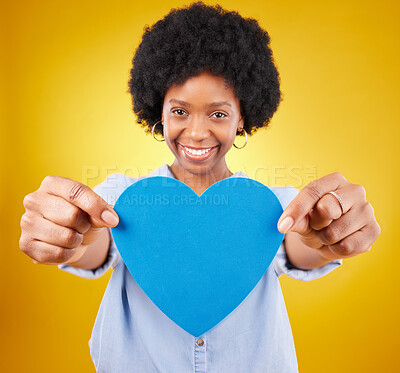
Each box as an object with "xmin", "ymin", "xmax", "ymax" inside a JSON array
[{"xmin": 169, "ymin": 160, "xmax": 233, "ymax": 196}]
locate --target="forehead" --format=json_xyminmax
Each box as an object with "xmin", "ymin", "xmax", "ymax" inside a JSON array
[{"xmin": 164, "ymin": 71, "xmax": 239, "ymax": 105}]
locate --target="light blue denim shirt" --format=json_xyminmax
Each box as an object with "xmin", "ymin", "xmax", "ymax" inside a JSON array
[{"xmin": 59, "ymin": 163, "xmax": 342, "ymax": 372}]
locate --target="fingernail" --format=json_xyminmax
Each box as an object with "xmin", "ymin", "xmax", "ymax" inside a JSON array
[
  {"xmin": 278, "ymin": 216, "xmax": 294, "ymax": 233},
  {"xmin": 101, "ymin": 209, "xmax": 119, "ymax": 225}
]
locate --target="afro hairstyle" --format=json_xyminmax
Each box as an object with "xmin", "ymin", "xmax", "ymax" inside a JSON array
[{"xmin": 127, "ymin": 1, "xmax": 282, "ymax": 137}]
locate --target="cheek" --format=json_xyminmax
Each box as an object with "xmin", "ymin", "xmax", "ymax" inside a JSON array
[
  {"xmin": 163, "ymin": 125, "xmax": 181, "ymax": 153},
  {"xmin": 217, "ymin": 128, "xmax": 236, "ymax": 148},
  {"xmin": 163, "ymin": 124, "xmax": 178, "ymax": 141}
]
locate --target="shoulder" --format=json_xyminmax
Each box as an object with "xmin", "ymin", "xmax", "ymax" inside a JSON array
[
  {"xmin": 92, "ymin": 174, "xmax": 138, "ymax": 205},
  {"xmin": 92, "ymin": 164, "xmax": 172, "ymax": 205},
  {"xmin": 268, "ymin": 186, "xmax": 300, "ymax": 210},
  {"xmin": 235, "ymin": 172, "xmax": 299, "ymax": 211}
]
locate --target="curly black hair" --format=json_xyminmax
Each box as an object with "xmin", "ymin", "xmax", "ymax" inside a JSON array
[{"xmin": 127, "ymin": 1, "xmax": 282, "ymax": 137}]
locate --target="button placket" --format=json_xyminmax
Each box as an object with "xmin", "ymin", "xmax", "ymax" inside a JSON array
[{"xmin": 194, "ymin": 336, "xmax": 206, "ymax": 373}]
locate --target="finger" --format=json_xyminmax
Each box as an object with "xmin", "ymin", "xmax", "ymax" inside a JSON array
[
  {"xmin": 318, "ymin": 222, "xmax": 380, "ymax": 259},
  {"xmin": 26, "ymin": 194, "xmax": 92, "ymax": 234},
  {"xmin": 79, "ymin": 226, "xmax": 107, "ymax": 247},
  {"xmin": 39, "ymin": 175, "xmax": 119, "ymax": 228},
  {"xmin": 19, "ymin": 237, "xmax": 80, "ymax": 265},
  {"xmin": 309, "ymin": 183, "xmax": 363, "ymax": 231},
  {"xmin": 308, "ymin": 195, "xmax": 342, "ymax": 231},
  {"xmin": 316, "ymin": 202, "xmax": 368, "ymax": 246},
  {"xmin": 277, "ymin": 172, "xmax": 349, "ymax": 234},
  {"xmin": 308, "ymin": 208, "xmax": 333, "ymax": 232},
  {"xmin": 29, "ymin": 212, "xmax": 84, "ymax": 249}
]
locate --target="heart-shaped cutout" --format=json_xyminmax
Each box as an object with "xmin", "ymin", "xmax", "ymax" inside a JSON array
[{"xmin": 111, "ymin": 176, "xmax": 284, "ymax": 337}]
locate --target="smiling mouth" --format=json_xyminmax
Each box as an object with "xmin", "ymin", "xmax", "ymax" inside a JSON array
[{"xmin": 178, "ymin": 143, "xmax": 219, "ymax": 162}]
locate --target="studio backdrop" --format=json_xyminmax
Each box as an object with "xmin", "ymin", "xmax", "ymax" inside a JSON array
[{"xmin": 1, "ymin": 0, "xmax": 398, "ymax": 372}]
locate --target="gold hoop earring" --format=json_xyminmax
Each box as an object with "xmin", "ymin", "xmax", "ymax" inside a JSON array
[
  {"xmin": 233, "ymin": 128, "xmax": 247, "ymax": 149},
  {"xmin": 152, "ymin": 120, "xmax": 165, "ymax": 142}
]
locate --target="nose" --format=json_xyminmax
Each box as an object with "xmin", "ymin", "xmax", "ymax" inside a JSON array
[{"xmin": 185, "ymin": 117, "xmax": 210, "ymax": 142}]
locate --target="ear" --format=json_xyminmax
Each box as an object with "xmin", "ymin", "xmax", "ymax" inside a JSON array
[{"xmin": 237, "ymin": 115, "xmax": 245, "ymax": 132}]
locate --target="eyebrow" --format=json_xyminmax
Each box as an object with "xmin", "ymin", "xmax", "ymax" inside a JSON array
[{"xmin": 168, "ymin": 99, "xmax": 232, "ymax": 108}]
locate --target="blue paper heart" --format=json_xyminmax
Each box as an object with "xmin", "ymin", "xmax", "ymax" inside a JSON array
[{"xmin": 111, "ymin": 176, "xmax": 284, "ymax": 337}]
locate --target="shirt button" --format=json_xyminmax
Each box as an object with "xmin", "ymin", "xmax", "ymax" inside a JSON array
[{"xmin": 196, "ymin": 338, "xmax": 204, "ymax": 346}]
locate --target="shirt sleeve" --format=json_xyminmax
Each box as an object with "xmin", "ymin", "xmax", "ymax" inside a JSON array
[
  {"xmin": 58, "ymin": 173, "xmax": 136, "ymax": 280},
  {"xmin": 271, "ymin": 186, "xmax": 343, "ymax": 281}
]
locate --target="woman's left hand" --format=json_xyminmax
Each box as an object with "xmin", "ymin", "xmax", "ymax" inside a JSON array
[{"xmin": 277, "ymin": 172, "xmax": 381, "ymax": 260}]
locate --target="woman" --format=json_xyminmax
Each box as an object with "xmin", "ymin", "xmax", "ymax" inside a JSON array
[{"xmin": 19, "ymin": 2, "xmax": 380, "ymax": 371}]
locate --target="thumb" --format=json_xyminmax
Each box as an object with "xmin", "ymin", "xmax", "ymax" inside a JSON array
[
  {"xmin": 40, "ymin": 176, "xmax": 120, "ymax": 228},
  {"xmin": 99, "ymin": 205, "xmax": 120, "ymax": 228},
  {"xmin": 277, "ymin": 211, "xmax": 310, "ymax": 235}
]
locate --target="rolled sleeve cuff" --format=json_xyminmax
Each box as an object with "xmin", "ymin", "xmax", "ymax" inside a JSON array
[
  {"xmin": 273, "ymin": 242, "xmax": 342, "ymax": 281},
  {"xmin": 58, "ymin": 228, "xmax": 121, "ymax": 280}
]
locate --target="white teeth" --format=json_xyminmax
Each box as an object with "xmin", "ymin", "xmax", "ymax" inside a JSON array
[{"xmin": 184, "ymin": 146, "xmax": 212, "ymax": 156}]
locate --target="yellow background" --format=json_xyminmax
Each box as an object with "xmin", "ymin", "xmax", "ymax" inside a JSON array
[{"xmin": 2, "ymin": 0, "xmax": 398, "ymax": 371}]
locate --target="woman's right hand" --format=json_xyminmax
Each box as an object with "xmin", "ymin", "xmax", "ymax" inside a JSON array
[{"xmin": 19, "ymin": 175, "xmax": 119, "ymax": 265}]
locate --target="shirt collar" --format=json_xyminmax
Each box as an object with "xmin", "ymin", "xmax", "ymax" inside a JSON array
[{"xmin": 149, "ymin": 163, "xmax": 248, "ymax": 180}]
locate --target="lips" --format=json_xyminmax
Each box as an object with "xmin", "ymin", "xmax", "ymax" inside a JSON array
[{"xmin": 178, "ymin": 143, "xmax": 219, "ymax": 162}]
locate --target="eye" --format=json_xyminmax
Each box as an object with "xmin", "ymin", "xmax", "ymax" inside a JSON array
[
  {"xmin": 171, "ymin": 109, "xmax": 187, "ymax": 116},
  {"xmin": 211, "ymin": 112, "xmax": 227, "ymax": 119}
]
